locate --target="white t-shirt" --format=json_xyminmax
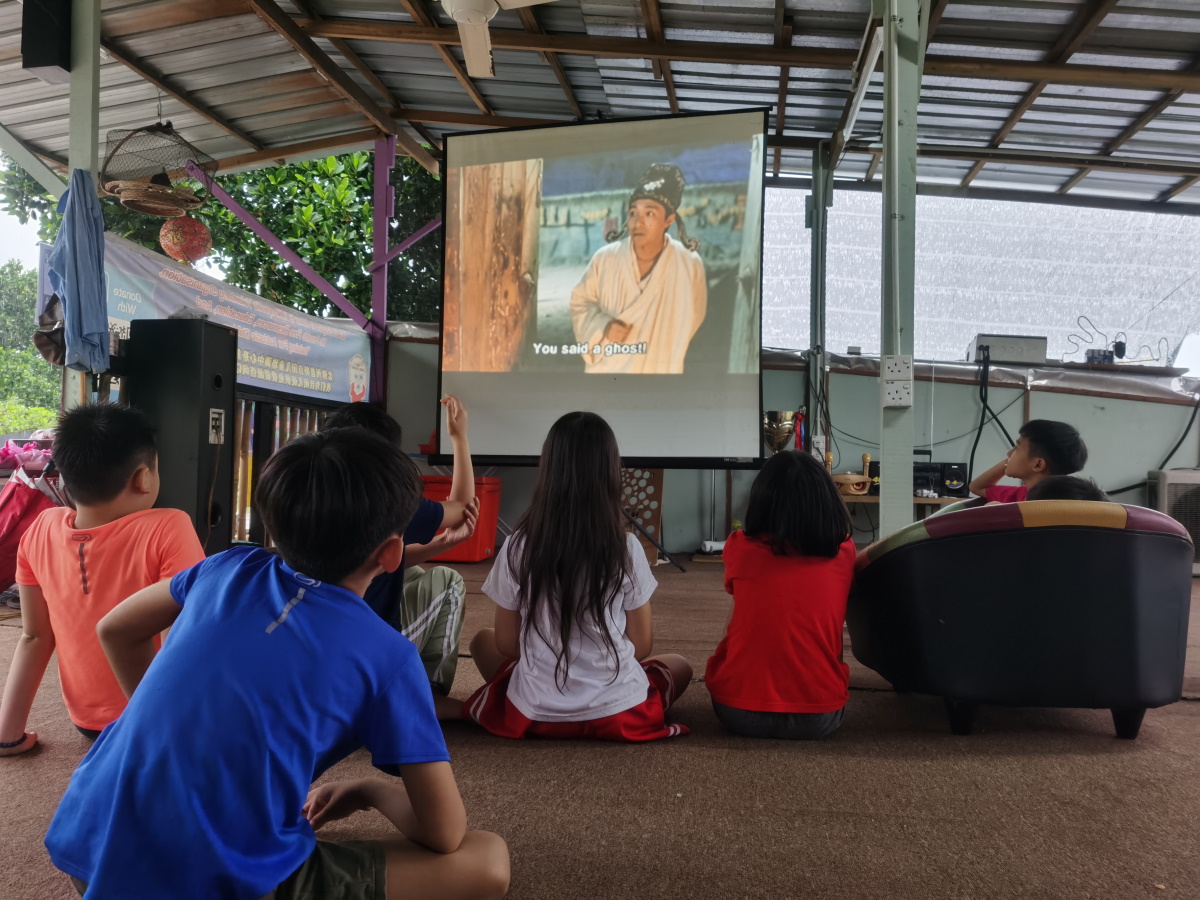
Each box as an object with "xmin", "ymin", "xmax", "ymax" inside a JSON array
[{"xmin": 482, "ymin": 532, "xmax": 657, "ymax": 722}]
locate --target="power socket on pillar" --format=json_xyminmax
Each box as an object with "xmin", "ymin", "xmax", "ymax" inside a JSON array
[{"xmin": 881, "ymin": 354, "xmax": 913, "ymax": 408}]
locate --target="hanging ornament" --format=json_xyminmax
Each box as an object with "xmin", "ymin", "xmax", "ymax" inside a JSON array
[{"xmin": 159, "ymin": 216, "xmax": 212, "ymax": 264}]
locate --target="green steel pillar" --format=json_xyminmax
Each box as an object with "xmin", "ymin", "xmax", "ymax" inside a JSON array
[
  {"xmin": 68, "ymin": 0, "xmax": 101, "ymax": 178},
  {"xmin": 878, "ymin": 0, "xmax": 920, "ymax": 536},
  {"xmin": 63, "ymin": 0, "xmax": 102, "ymax": 410},
  {"xmin": 805, "ymin": 141, "xmax": 832, "ymax": 454}
]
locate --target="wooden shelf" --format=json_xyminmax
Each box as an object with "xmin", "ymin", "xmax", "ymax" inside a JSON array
[{"xmin": 843, "ymin": 495, "xmax": 961, "ymax": 506}]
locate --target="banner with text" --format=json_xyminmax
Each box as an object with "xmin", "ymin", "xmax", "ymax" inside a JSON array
[{"xmin": 43, "ymin": 235, "xmax": 371, "ymax": 404}]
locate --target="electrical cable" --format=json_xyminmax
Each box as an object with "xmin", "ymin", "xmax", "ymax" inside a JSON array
[
  {"xmin": 968, "ymin": 345, "xmax": 1015, "ymax": 484},
  {"xmin": 1106, "ymin": 391, "xmax": 1200, "ymax": 495},
  {"xmin": 827, "ymin": 390, "xmax": 1024, "ymax": 449}
]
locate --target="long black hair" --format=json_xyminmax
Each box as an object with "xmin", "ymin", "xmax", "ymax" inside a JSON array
[
  {"xmin": 512, "ymin": 412, "xmax": 630, "ymax": 689},
  {"xmin": 744, "ymin": 451, "xmax": 852, "ymax": 558}
]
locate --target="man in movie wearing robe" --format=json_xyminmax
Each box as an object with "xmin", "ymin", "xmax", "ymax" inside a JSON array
[{"xmin": 570, "ymin": 163, "xmax": 707, "ymax": 374}]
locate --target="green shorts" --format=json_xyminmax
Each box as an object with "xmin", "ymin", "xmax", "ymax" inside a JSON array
[{"xmin": 70, "ymin": 840, "xmax": 386, "ymax": 900}]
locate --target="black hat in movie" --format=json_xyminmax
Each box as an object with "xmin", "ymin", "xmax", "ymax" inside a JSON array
[{"xmin": 628, "ymin": 163, "xmax": 686, "ymax": 216}]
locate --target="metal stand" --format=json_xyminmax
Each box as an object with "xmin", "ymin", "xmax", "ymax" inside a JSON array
[{"xmin": 623, "ymin": 506, "xmax": 686, "ymax": 573}]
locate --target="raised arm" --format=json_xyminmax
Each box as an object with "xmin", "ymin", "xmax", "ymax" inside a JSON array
[
  {"xmin": 969, "ymin": 460, "xmax": 1008, "ymax": 498},
  {"xmin": 96, "ymin": 580, "xmax": 182, "ymax": 699},
  {"xmin": 0, "ymin": 585, "xmax": 56, "ymax": 756},
  {"xmin": 438, "ymin": 395, "xmax": 475, "ymax": 528}
]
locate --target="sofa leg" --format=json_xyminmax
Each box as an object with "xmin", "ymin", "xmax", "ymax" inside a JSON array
[
  {"xmin": 944, "ymin": 699, "xmax": 977, "ymax": 735},
  {"xmin": 1111, "ymin": 708, "xmax": 1146, "ymax": 740}
]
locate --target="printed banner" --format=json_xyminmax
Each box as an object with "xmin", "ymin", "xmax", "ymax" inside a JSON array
[{"xmin": 41, "ymin": 235, "xmax": 371, "ymax": 404}]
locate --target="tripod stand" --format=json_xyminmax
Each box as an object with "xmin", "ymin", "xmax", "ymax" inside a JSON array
[{"xmin": 623, "ymin": 506, "xmax": 686, "ymax": 573}]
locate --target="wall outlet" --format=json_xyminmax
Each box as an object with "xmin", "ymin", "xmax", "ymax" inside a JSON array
[
  {"xmin": 208, "ymin": 409, "xmax": 226, "ymax": 445},
  {"xmin": 882, "ymin": 380, "xmax": 913, "ymax": 408},
  {"xmin": 812, "ymin": 434, "xmax": 827, "ymax": 460},
  {"xmin": 881, "ymin": 354, "xmax": 913, "ymax": 380}
]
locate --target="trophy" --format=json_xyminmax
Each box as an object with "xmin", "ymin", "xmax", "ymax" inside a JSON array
[{"xmin": 762, "ymin": 411, "xmax": 798, "ymax": 455}]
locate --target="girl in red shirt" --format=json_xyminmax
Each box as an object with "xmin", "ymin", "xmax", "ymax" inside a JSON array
[{"xmin": 705, "ymin": 450, "xmax": 855, "ymax": 739}]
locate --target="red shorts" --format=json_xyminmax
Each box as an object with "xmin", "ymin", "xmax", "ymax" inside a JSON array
[{"xmin": 463, "ymin": 659, "xmax": 689, "ymax": 742}]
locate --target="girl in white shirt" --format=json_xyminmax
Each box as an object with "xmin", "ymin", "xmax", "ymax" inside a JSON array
[{"xmin": 462, "ymin": 412, "xmax": 692, "ymax": 741}]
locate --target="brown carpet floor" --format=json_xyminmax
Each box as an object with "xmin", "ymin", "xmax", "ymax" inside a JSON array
[{"xmin": 2, "ymin": 566, "xmax": 1198, "ymax": 899}]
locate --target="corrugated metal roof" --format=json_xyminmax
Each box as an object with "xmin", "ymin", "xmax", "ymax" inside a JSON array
[{"xmin": 0, "ymin": 0, "xmax": 1196, "ymax": 211}]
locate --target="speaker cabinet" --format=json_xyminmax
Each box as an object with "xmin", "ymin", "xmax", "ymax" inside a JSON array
[
  {"xmin": 941, "ymin": 462, "xmax": 970, "ymax": 498},
  {"xmin": 22, "ymin": 0, "xmax": 72, "ymax": 84},
  {"xmin": 126, "ymin": 319, "xmax": 237, "ymax": 555}
]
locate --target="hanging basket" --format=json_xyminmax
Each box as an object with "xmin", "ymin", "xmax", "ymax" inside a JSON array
[
  {"xmin": 99, "ymin": 121, "xmax": 216, "ymax": 219},
  {"xmin": 107, "ymin": 181, "xmax": 203, "ymax": 217}
]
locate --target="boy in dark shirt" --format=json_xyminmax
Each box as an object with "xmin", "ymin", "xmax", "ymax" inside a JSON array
[
  {"xmin": 44, "ymin": 427, "xmax": 509, "ymax": 900},
  {"xmin": 322, "ymin": 398, "xmax": 477, "ymax": 700}
]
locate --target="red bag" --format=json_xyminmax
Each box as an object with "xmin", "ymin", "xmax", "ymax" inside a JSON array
[{"xmin": 0, "ymin": 468, "xmax": 59, "ymax": 590}]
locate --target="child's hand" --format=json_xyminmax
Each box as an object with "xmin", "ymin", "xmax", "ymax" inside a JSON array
[
  {"xmin": 442, "ymin": 395, "xmax": 468, "ymax": 440},
  {"xmin": 303, "ymin": 779, "xmax": 374, "ymax": 829},
  {"xmin": 443, "ymin": 496, "xmax": 479, "ymax": 546},
  {"xmin": 0, "ymin": 731, "xmax": 37, "ymax": 757}
]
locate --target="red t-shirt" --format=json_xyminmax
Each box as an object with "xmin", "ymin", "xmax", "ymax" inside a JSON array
[
  {"xmin": 984, "ymin": 485, "xmax": 1027, "ymax": 503},
  {"xmin": 705, "ymin": 531, "xmax": 856, "ymax": 714}
]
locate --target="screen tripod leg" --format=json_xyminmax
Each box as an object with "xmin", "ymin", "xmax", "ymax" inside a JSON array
[{"xmin": 623, "ymin": 507, "xmax": 686, "ymax": 573}]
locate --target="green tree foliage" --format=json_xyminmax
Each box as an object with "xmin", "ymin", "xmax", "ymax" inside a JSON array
[
  {"xmin": 0, "ymin": 348, "xmax": 58, "ymax": 409},
  {"xmin": 0, "ymin": 259, "xmax": 38, "ymax": 349},
  {"xmin": 0, "ymin": 398, "xmax": 56, "ymax": 435},
  {"xmin": 0, "ymin": 151, "xmax": 444, "ymax": 323},
  {"xmin": 0, "ymin": 258, "xmax": 60, "ymax": 431}
]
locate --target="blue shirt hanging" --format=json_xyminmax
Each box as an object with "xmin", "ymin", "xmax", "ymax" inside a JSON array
[{"xmin": 46, "ymin": 168, "xmax": 109, "ymax": 373}]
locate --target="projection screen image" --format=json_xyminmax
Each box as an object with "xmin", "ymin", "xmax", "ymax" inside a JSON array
[{"xmin": 440, "ymin": 110, "xmax": 764, "ymax": 462}]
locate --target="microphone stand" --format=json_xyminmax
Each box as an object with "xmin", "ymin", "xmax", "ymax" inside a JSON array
[{"xmin": 622, "ymin": 507, "xmax": 686, "ymax": 573}]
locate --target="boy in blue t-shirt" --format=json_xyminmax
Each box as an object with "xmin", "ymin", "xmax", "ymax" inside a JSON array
[{"xmin": 43, "ymin": 428, "xmax": 510, "ymax": 900}]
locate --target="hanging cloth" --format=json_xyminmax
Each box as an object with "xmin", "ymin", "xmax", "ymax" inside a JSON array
[{"xmin": 46, "ymin": 169, "xmax": 109, "ymax": 373}]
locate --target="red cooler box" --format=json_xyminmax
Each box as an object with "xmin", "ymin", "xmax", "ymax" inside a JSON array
[{"xmin": 420, "ymin": 476, "xmax": 502, "ymax": 562}]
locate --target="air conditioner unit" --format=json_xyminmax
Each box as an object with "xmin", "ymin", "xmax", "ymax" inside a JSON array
[{"xmin": 1148, "ymin": 469, "xmax": 1200, "ymax": 576}]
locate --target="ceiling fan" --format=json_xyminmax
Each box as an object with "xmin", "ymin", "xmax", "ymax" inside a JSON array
[{"xmin": 441, "ymin": 0, "xmax": 560, "ymax": 78}]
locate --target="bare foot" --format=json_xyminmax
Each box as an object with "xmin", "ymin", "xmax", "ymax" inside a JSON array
[
  {"xmin": 0, "ymin": 731, "xmax": 37, "ymax": 757},
  {"xmin": 433, "ymin": 693, "xmax": 464, "ymax": 721}
]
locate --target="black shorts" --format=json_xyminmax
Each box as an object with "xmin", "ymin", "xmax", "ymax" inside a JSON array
[{"xmin": 70, "ymin": 840, "xmax": 386, "ymax": 900}]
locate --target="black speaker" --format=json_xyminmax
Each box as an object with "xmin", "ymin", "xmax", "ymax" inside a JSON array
[
  {"xmin": 941, "ymin": 463, "xmax": 969, "ymax": 498},
  {"xmin": 22, "ymin": 0, "xmax": 72, "ymax": 84},
  {"xmin": 126, "ymin": 319, "xmax": 237, "ymax": 555}
]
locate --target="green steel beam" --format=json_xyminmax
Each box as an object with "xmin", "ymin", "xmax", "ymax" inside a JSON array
[
  {"xmin": 0, "ymin": 124, "xmax": 65, "ymax": 199},
  {"xmin": 878, "ymin": 0, "xmax": 920, "ymax": 536}
]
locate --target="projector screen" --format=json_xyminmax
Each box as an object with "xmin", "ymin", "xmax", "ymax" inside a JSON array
[{"xmin": 438, "ymin": 110, "xmax": 765, "ymax": 465}]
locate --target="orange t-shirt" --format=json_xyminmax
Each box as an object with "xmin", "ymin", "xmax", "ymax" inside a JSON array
[{"xmin": 15, "ymin": 507, "xmax": 205, "ymax": 730}]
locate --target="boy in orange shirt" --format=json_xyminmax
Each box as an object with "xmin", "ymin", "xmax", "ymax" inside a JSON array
[{"xmin": 0, "ymin": 403, "xmax": 204, "ymax": 755}]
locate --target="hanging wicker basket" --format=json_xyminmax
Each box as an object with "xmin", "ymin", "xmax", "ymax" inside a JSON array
[
  {"xmin": 104, "ymin": 180, "xmax": 203, "ymax": 217},
  {"xmin": 99, "ymin": 121, "xmax": 216, "ymax": 219}
]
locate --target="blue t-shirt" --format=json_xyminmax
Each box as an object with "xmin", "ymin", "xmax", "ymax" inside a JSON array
[
  {"xmin": 44, "ymin": 547, "xmax": 449, "ymax": 900},
  {"xmin": 363, "ymin": 497, "xmax": 445, "ymax": 622}
]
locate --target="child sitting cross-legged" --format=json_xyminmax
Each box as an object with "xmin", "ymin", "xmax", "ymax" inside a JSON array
[
  {"xmin": 969, "ymin": 419, "xmax": 1088, "ymax": 503},
  {"xmin": 43, "ymin": 427, "xmax": 509, "ymax": 900},
  {"xmin": 705, "ymin": 450, "xmax": 856, "ymax": 740},
  {"xmin": 0, "ymin": 403, "xmax": 204, "ymax": 756},
  {"xmin": 461, "ymin": 411, "xmax": 692, "ymax": 741}
]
